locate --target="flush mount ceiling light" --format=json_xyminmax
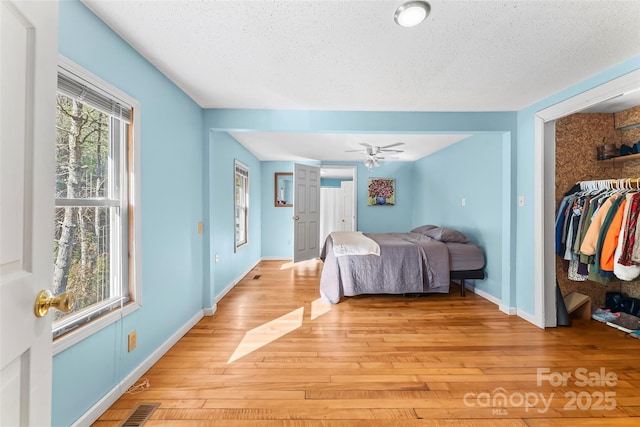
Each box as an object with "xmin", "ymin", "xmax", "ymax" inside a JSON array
[{"xmin": 394, "ymin": 1, "xmax": 431, "ymax": 27}]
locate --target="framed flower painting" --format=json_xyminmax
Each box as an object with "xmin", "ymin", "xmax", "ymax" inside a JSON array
[{"xmin": 368, "ymin": 178, "xmax": 395, "ymax": 206}]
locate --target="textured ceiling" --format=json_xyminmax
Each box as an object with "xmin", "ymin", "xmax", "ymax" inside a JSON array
[{"xmin": 82, "ymin": 0, "xmax": 640, "ymax": 161}]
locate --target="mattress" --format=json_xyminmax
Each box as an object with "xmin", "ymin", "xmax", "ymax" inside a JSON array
[
  {"xmin": 446, "ymin": 242, "xmax": 485, "ymax": 271},
  {"xmin": 319, "ymin": 232, "xmax": 451, "ymax": 303}
]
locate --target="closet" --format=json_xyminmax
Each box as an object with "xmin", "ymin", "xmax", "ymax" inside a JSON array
[
  {"xmin": 319, "ymin": 181, "xmax": 354, "ymax": 246},
  {"xmin": 555, "ymin": 105, "xmax": 640, "ymax": 318}
]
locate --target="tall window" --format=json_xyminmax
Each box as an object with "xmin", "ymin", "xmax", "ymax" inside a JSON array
[
  {"xmin": 53, "ymin": 58, "xmax": 140, "ymax": 344},
  {"xmin": 234, "ymin": 160, "xmax": 249, "ymax": 251}
]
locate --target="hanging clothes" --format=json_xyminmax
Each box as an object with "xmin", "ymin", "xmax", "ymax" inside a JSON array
[
  {"xmin": 556, "ymin": 178, "xmax": 640, "ymax": 283},
  {"xmin": 589, "ymin": 195, "xmax": 625, "ymax": 284},
  {"xmin": 614, "ymin": 193, "xmax": 640, "ymax": 281}
]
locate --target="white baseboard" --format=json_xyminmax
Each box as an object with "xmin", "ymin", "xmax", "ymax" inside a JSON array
[
  {"xmin": 467, "ymin": 283, "xmax": 501, "ymax": 306},
  {"xmin": 517, "ymin": 308, "xmax": 537, "ymax": 325},
  {"xmin": 203, "ymin": 304, "xmax": 217, "ymax": 316},
  {"xmin": 454, "ymin": 280, "xmax": 517, "ymax": 316},
  {"xmin": 209, "ymin": 258, "xmax": 264, "ymax": 312},
  {"xmin": 215, "ymin": 259, "xmax": 261, "ymax": 303},
  {"xmin": 499, "ymin": 304, "xmax": 518, "ymax": 315},
  {"xmin": 71, "ymin": 310, "xmax": 204, "ymax": 427},
  {"xmin": 260, "ymin": 256, "xmax": 292, "ymax": 261}
]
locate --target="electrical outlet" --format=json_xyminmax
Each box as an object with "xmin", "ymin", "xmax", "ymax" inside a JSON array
[
  {"xmin": 128, "ymin": 331, "xmax": 137, "ymax": 352},
  {"xmin": 461, "ymin": 198, "xmax": 466, "ymax": 207},
  {"xmin": 215, "ymin": 253, "xmax": 220, "ymax": 263}
]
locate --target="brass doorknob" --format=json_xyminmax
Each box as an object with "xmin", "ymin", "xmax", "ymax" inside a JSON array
[
  {"xmin": 293, "ymin": 216, "xmax": 300, "ymax": 220},
  {"xmin": 34, "ymin": 290, "xmax": 75, "ymax": 318}
]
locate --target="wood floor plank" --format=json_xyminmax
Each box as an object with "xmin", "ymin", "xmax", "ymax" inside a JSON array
[
  {"xmin": 93, "ymin": 260, "xmax": 640, "ymax": 425},
  {"xmin": 151, "ymin": 407, "xmax": 418, "ymax": 420},
  {"xmin": 141, "ymin": 420, "xmax": 529, "ymax": 427},
  {"xmin": 525, "ymin": 419, "xmax": 640, "ymax": 426}
]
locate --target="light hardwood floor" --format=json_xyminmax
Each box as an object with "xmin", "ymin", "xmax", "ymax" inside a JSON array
[{"xmin": 94, "ymin": 260, "xmax": 639, "ymax": 426}]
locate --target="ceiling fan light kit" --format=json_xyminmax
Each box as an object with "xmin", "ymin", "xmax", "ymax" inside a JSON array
[
  {"xmin": 394, "ymin": 1, "xmax": 431, "ymax": 27},
  {"xmin": 364, "ymin": 157, "xmax": 381, "ymax": 171},
  {"xmin": 349, "ymin": 142, "xmax": 405, "ymax": 170}
]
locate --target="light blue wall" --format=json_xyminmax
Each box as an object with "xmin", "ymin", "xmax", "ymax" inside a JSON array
[
  {"xmin": 514, "ymin": 54, "xmax": 640, "ymax": 315},
  {"xmin": 413, "ymin": 134, "xmax": 503, "ymax": 298},
  {"xmin": 320, "ymin": 178, "xmax": 348, "ymax": 187},
  {"xmin": 261, "ymin": 161, "xmax": 294, "ymax": 258},
  {"xmin": 206, "ymin": 109, "xmax": 517, "ymax": 134},
  {"xmin": 357, "ymin": 162, "xmax": 414, "ymax": 232},
  {"xmin": 55, "ymin": 1, "xmax": 204, "ymax": 426},
  {"xmin": 207, "ymin": 132, "xmax": 262, "ymax": 297}
]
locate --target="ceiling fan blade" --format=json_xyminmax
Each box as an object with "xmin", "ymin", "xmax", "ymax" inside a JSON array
[
  {"xmin": 380, "ymin": 149, "xmax": 404, "ymax": 153},
  {"xmin": 359, "ymin": 143, "xmax": 373, "ymax": 148},
  {"xmin": 381, "ymin": 142, "xmax": 405, "ymax": 149},
  {"xmin": 344, "ymin": 149, "xmax": 364, "ymax": 152}
]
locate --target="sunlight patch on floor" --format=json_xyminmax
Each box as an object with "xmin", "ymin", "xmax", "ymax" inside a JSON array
[
  {"xmin": 310, "ymin": 297, "xmax": 331, "ymax": 320},
  {"xmin": 279, "ymin": 259, "xmax": 321, "ymax": 270},
  {"xmin": 227, "ymin": 307, "xmax": 304, "ymax": 363}
]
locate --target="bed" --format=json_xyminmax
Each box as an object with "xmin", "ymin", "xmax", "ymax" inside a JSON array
[{"xmin": 319, "ymin": 226, "xmax": 485, "ymax": 303}]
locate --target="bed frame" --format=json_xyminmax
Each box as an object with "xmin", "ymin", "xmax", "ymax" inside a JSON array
[{"xmin": 450, "ymin": 269, "xmax": 485, "ymax": 297}]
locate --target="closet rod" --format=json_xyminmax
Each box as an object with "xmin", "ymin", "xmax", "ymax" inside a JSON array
[{"xmin": 578, "ymin": 178, "xmax": 640, "ymax": 190}]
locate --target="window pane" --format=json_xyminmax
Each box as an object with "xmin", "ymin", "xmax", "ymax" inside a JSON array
[
  {"xmin": 235, "ymin": 176, "xmax": 244, "ymax": 243},
  {"xmin": 52, "ymin": 62, "xmax": 136, "ymax": 346},
  {"xmin": 235, "ymin": 167, "xmax": 248, "ymax": 249},
  {"xmin": 52, "ymin": 206, "xmax": 114, "ymax": 322},
  {"xmin": 55, "ymin": 94, "xmax": 111, "ymax": 199}
]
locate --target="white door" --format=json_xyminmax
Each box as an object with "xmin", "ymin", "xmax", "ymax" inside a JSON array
[
  {"xmin": 293, "ymin": 163, "xmax": 320, "ymax": 263},
  {"xmin": 1, "ymin": 1, "xmax": 58, "ymax": 425},
  {"xmin": 319, "ymin": 187, "xmax": 343, "ymax": 247},
  {"xmin": 341, "ymin": 181, "xmax": 354, "ymax": 231}
]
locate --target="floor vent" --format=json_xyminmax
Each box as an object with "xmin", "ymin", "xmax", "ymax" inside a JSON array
[
  {"xmin": 119, "ymin": 403, "xmax": 159, "ymax": 427},
  {"xmin": 253, "ymin": 274, "xmax": 261, "ymax": 280}
]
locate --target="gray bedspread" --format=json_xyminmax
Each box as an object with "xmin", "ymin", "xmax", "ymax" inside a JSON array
[{"xmin": 319, "ymin": 232, "xmax": 450, "ymax": 303}]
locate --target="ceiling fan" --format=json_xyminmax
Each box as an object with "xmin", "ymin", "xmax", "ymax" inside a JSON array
[{"xmin": 346, "ymin": 142, "xmax": 404, "ymax": 169}]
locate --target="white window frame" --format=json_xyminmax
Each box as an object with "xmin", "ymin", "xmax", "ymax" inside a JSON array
[
  {"xmin": 234, "ymin": 160, "xmax": 249, "ymax": 252},
  {"xmin": 53, "ymin": 55, "xmax": 142, "ymax": 355}
]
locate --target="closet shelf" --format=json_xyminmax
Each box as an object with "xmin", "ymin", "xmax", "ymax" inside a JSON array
[
  {"xmin": 598, "ymin": 153, "xmax": 640, "ymax": 167},
  {"xmin": 564, "ymin": 292, "xmax": 591, "ymax": 320}
]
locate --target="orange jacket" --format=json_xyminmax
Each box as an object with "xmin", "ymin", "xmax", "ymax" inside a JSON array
[
  {"xmin": 600, "ymin": 199, "xmax": 627, "ymax": 272},
  {"xmin": 580, "ymin": 195, "xmax": 619, "ymax": 256}
]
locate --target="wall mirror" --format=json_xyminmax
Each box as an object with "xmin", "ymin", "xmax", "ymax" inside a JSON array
[{"xmin": 274, "ymin": 172, "xmax": 293, "ymax": 207}]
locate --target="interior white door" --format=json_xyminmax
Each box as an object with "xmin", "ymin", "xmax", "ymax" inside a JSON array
[
  {"xmin": 341, "ymin": 181, "xmax": 354, "ymax": 231},
  {"xmin": 293, "ymin": 163, "xmax": 320, "ymax": 262},
  {"xmin": 0, "ymin": 1, "xmax": 58, "ymax": 425},
  {"xmin": 319, "ymin": 187, "xmax": 342, "ymax": 247}
]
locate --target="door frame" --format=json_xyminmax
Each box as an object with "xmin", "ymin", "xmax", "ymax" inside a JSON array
[
  {"xmin": 534, "ymin": 69, "xmax": 640, "ymax": 328},
  {"xmin": 319, "ymin": 164, "xmax": 358, "ymax": 231}
]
